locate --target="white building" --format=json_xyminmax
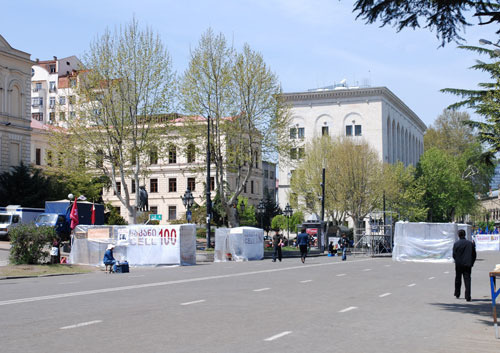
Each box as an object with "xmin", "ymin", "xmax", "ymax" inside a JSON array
[
  {"xmin": 278, "ymin": 85, "xmax": 427, "ymax": 210},
  {"xmin": 0, "ymin": 35, "xmax": 32, "ymax": 174}
]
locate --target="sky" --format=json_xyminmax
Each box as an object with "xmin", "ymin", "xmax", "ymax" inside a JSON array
[{"xmin": 2, "ymin": 0, "xmax": 497, "ymax": 127}]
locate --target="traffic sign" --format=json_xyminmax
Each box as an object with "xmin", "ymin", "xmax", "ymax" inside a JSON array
[{"xmin": 149, "ymin": 214, "xmax": 162, "ymax": 221}]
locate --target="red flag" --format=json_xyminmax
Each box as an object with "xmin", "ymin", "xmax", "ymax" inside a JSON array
[
  {"xmin": 91, "ymin": 203, "xmax": 95, "ymax": 225},
  {"xmin": 70, "ymin": 199, "xmax": 79, "ymax": 230}
]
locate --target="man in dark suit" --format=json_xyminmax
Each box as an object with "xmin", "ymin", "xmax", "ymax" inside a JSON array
[{"xmin": 453, "ymin": 229, "xmax": 476, "ymax": 301}]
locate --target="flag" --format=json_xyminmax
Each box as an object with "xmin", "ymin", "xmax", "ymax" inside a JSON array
[
  {"xmin": 70, "ymin": 199, "xmax": 79, "ymax": 230},
  {"xmin": 91, "ymin": 203, "xmax": 95, "ymax": 225}
]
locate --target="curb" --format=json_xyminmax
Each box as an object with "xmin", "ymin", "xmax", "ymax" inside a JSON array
[{"xmin": 0, "ymin": 272, "xmax": 90, "ymax": 280}]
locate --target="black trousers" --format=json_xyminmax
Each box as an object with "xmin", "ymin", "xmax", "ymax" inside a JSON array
[
  {"xmin": 272, "ymin": 245, "xmax": 282, "ymax": 261},
  {"xmin": 455, "ymin": 264, "xmax": 472, "ymax": 300},
  {"xmin": 299, "ymin": 245, "xmax": 308, "ymax": 259}
]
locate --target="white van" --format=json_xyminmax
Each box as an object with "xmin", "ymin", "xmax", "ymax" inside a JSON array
[{"xmin": 0, "ymin": 205, "xmax": 44, "ymax": 239}]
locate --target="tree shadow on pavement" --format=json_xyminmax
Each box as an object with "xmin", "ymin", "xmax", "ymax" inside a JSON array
[{"xmin": 430, "ymin": 299, "xmax": 496, "ymax": 327}]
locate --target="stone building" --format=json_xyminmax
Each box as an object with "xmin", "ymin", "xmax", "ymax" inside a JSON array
[
  {"xmin": 278, "ymin": 84, "xmax": 427, "ymax": 210},
  {"xmin": 0, "ymin": 35, "xmax": 32, "ymax": 174}
]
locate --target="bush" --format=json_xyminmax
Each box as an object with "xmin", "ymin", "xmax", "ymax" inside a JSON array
[{"xmin": 9, "ymin": 224, "xmax": 56, "ymax": 265}]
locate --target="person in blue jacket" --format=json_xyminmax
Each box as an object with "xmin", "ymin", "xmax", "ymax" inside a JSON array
[
  {"xmin": 296, "ymin": 227, "xmax": 310, "ymax": 263},
  {"xmin": 103, "ymin": 244, "xmax": 116, "ymax": 273}
]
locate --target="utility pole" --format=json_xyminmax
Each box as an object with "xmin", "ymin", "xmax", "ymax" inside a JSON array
[{"xmin": 320, "ymin": 167, "xmax": 325, "ymax": 252}]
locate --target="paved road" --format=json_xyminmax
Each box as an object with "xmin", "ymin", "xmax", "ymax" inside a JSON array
[{"xmin": 0, "ymin": 252, "xmax": 499, "ymax": 352}]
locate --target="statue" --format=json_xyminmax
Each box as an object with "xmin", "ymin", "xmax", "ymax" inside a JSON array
[{"xmin": 138, "ymin": 186, "xmax": 149, "ymax": 212}]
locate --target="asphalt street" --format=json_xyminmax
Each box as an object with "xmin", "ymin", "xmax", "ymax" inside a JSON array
[{"xmin": 1, "ymin": 252, "xmax": 499, "ymax": 353}]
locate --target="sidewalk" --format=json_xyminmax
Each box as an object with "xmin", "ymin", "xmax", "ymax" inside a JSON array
[{"xmin": 0, "ymin": 240, "xmax": 10, "ymax": 251}]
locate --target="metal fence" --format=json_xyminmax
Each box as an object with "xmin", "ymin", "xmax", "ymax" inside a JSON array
[{"xmin": 352, "ymin": 224, "xmax": 393, "ymax": 257}]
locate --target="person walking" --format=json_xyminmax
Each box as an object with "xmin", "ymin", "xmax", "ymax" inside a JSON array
[
  {"xmin": 296, "ymin": 227, "xmax": 310, "ymax": 263},
  {"xmin": 453, "ymin": 229, "xmax": 476, "ymax": 301},
  {"xmin": 338, "ymin": 233, "xmax": 349, "ymax": 261},
  {"xmin": 272, "ymin": 229, "xmax": 284, "ymax": 262}
]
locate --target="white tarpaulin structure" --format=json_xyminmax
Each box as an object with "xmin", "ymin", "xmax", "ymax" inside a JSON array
[
  {"xmin": 214, "ymin": 227, "xmax": 264, "ymax": 262},
  {"xmin": 457, "ymin": 223, "xmax": 472, "ymax": 241},
  {"xmin": 393, "ymin": 222, "xmax": 458, "ymax": 263},
  {"xmin": 69, "ymin": 224, "xmax": 196, "ymax": 266},
  {"xmin": 475, "ymin": 233, "xmax": 500, "ymax": 251}
]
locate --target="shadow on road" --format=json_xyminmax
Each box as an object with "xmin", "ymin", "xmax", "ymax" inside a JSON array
[{"xmin": 430, "ymin": 299, "xmax": 496, "ymax": 327}]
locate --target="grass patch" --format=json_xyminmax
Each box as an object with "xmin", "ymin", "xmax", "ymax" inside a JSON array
[
  {"xmin": 0, "ymin": 264, "xmax": 95, "ymax": 278},
  {"xmin": 264, "ymin": 246, "xmax": 298, "ymax": 252}
]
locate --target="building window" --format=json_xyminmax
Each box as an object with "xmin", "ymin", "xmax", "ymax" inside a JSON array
[
  {"xmin": 32, "ymin": 113, "xmax": 43, "ymax": 121},
  {"xmin": 70, "ymin": 79, "xmax": 76, "ymax": 88},
  {"xmin": 290, "ymin": 148, "xmax": 297, "ymax": 160},
  {"xmin": 70, "ymin": 111, "xmax": 76, "ymax": 119},
  {"xmin": 95, "ymin": 150, "xmax": 103, "ymax": 168},
  {"xmin": 210, "ymin": 177, "xmax": 215, "ymax": 191},
  {"xmin": 346, "ymin": 125, "xmax": 353, "ymax": 136},
  {"xmin": 168, "ymin": 206, "xmax": 177, "ymax": 220},
  {"xmin": 49, "ymin": 112, "xmax": 55, "ymax": 122},
  {"xmin": 150, "ymin": 178, "xmax": 158, "ymax": 193},
  {"xmin": 251, "ymin": 180, "xmax": 254, "ymax": 194},
  {"xmin": 114, "ymin": 182, "xmax": 121, "ymax": 195},
  {"xmin": 59, "ymin": 112, "xmax": 66, "ymax": 121},
  {"xmin": 169, "ymin": 178, "xmax": 177, "ymax": 192},
  {"xmin": 187, "ymin": 177, "xmax": 196, "ymax": 191},
  {"xmin": 49, "ymin": 97, "xmax": 55, "ymax": 108},
  {"xmin": 49, "ymin": 64, "xmax": 56, "ymax": 73},
  {"xmin": 33, "ymin": 82, "xmax": 42, "ymax": 92},
  {"xmin": 69, "ymin": 96, "xmax": 75, "ymax": 105},
  {"xmin": 243, "ymin": 183, "xmax": 247, "ymax": 193},
  {"xmin": 59, "ymin": 96, "xmax": 66, "ymax": 105},
  {"xmin": 290, "ymin": 127, "xmax": 297, "ymax": 139},
  {"xmin": 322, "ymin": 126, "xmax": 329, "ymax": 136},
  {"xmin": 355, "ymin": 125, "xmax": 362, "ymax": 136},
  {"xmin": 150, "ymin": 147, "xmax": 158, "ymax": 165},
  {"xmin": 270, "ymin": 171, "xmax": 274, "ymax": 179},
  {"xmin": 35, "ymin": 148, "xmax": 41, "ymax": 166},
  {"xmin": 168, "ymin": 145, "xmax": 177, "ymax": 164},
  {"xmin": 31, "ymin": 97, "xmax": 43, "ymax": 107},
  {"xmin": 131, "ymin": 180, "xmax": 136, "ymax": 194},
  {"xmin": 49, "ymin": 81, "xmax": 56, "ymax": 92},
  {"xmin": 298, "ymin": 147, "xmax": 305, "ymax": 159},
  {"xmin": 187, "ymin": 144, "xmax": 195, "ymax": 163},
  {"xmin": 264, "ymin": 170, "xmax": 269, "ymax": 178},
  {"xmin": 298, "ymin": 127, "xmax": 305, "ymax": 139},
  {"xmin": 150, "ymin": 206, "xmax": 158, "ymax": 214}
]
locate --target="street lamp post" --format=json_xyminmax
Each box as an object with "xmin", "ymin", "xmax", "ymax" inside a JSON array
[
  {"xmin": 181, "ymin": 189, "xmax": 194, "ymax": 223},
  {"xmin": 257, "ymin": 199, "xmax": 265, "ymax": 229},
  {"xmin": 284, "ymin": 203, "xmax": 293, "ymax": 245},
  {"xmin": 206, "ymin": 115, "xmax": 212, "ymax": 248}
]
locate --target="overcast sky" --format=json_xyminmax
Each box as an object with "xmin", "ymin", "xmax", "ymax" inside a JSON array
[{"xmin": 3, "ymin": 0, "xmax": 497, "ymax": 127}]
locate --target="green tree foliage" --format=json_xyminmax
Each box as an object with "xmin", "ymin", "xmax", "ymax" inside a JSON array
[
  {"xmin": 416, "ymin": 148, "xmax": 476, "ymax": 222},
  {"xmin": 424, "ymin": 109, "xmax": 494, "ymax": 194},
  {"xmin": 104, "ymin": 203, "xmax": 127, "ymax": 225},
  {"xmin": 383, "ymin": 162, "xmax": 427, "ymax": 221},
  {"xmin": 270, "ymin": 211, "xmax": 304, "ymax": 234},
  {"xmin": 9, "ymin": 224, "xmax": 56, "ymax": 264},
  {"xmin": 290, "ymin": 136, "xmax": 384, "ymax": 230},
  {"xmin": 442, "ymin": 45, "xmax": 500, "ymax": 165},
  {"xmin": 180, "ymin": 28, "xmax": 291, "ymax": 227},
  {"xmin": 260, "ymin": 190, "xmax": 281, "ymax": 232},
  {"xmin": 237, "ymin": 197, "xmax": 257, "ymax": 227},
  {"xmin": 0, "ymin": 163, "xmax": 66, "ymax": 207},
  {"xmin": 66, "ymin": 18, "xmax": 175, "ymax": 224},
  {"xmin": 353, "ymin": 0, "xmax": 500, "ymax": 46}
]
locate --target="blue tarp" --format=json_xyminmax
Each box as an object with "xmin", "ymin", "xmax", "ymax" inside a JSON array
[{"xmin": 44, "ymin": 200, "xmax": 104, "ymax": 225}]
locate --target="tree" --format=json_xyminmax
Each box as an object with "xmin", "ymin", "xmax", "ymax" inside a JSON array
[
  {"xmin": 415, "ymin": 148, "xmax": 477, "ymax": 222},
  {"xmin": 0, "ymin": 163, "xmax": 66, "ymax": 207},
  {"xmin": 442, "ymin": 45, "xmax": 500, "ymax": 165},
  {"xmin": 290, "ymin": 136, "xmax": 385, "ymax": 234},
  {"xmin": 353, "ymin": 0, "xmax": 500, "ymax": 46},
  {"xmin": 180, "ymin": 28, "xmax": 290, "ymax": 227},
  {"xmin": 261, "ymin": 189, "xmax": 280, "ymax": 232},
  {"xmin": 65, "ymin": 18, "xmax": 175, "ymax": 224},
  {"xmin": 382, "ymin": 162, "xmax": 427, "ymax": 222}
]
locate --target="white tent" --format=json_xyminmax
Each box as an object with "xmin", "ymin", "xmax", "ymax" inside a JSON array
[
  {"xmin": 214, "ymin": 227, "xmax": 264, "ymax": 262},
  {"xmin": 393, "ymin": 222, "xmax": 458, "ymax": 263},
  {"xmin": 69, "ymin": 224, "xmax": 196, "ymax": 266}
]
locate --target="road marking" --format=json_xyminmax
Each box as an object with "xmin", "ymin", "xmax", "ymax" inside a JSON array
[
  {"xmin": 379, "ymin": 293, "xmax": 392, "ymax": 298},
  {"xmin": 444, "ymin": 271, "xmax": 449, "ymax": 274},
  {"xmin": 339, "ymin": 306, "xmax": 358, "ymax": 313},
  {"xmin": 0, "ymin": 258, "xmax": 376, "ymax": 306},
  {"xmin": 362, "ymin": 268, "xmax": 372, "ymax": 271},
  {"xmin": 408, "ymin": 283, "xmax": 416, "ymax": 287},
  {"xmin": 60, "ymin": 320, "xmax": 102, "ymax": 330},
  {"xmin": 128, "ymin": 275, "xmax": 145, "ymax": 278},
  {"xmin": 181, "ymin": 299, "xmax": 206, "ymax": 306},
  {"xmin": 336, "ymin": 273, "xmax": 346, "ymax": 277},
  {"xmin": 253, "ymin": 288, "xmax": 270, "ymax": 292},
  {"xmin": 264, "ymin": 331, "xmax": 292, "ymax": 341},
  {"xmin": 428, "ymin": 277, "xmax": 435, "ymax": 280},
  {"xmin": 300, "ymin": 280, "xmax": 312, "ymax": 283}
]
